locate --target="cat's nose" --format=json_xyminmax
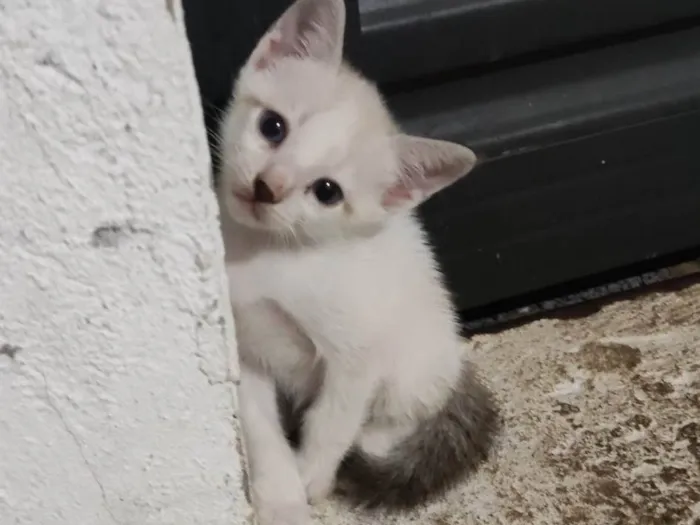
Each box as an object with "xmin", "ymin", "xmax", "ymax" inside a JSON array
[
  {"xmin": 252, "ymin": 171, "xmax": 290, "ymax": 204},
  {"xmin": 252, "ymin": 175, "xmax": 277, "ymax": 204}
]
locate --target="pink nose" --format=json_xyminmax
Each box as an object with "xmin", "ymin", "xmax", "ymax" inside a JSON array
[
  {"xmin": 252, "ymin": 170, "xmax": 289, "ymax": 204},
  {"xmin": 253, "ymin": 176, "xmax": 276, "ymax": 203}
]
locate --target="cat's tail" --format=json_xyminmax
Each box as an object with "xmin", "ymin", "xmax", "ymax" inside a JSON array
[{"xmin": 337, "ymin": 364, "xmax": 501, "ymax": 509}]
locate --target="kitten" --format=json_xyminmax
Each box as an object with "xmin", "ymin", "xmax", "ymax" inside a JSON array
[{"xmin": 218, "ymin": 0, "xmax": 501, "ymax": 523}]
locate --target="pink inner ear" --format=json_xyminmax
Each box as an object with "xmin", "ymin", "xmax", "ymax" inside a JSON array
[
  {"xmin": 254, "ymin": 38, "xmax": 290, "ymax": 70},
  {"xmin": 381, "ymin": 183, "xmax": 413, "ymax": 208}
]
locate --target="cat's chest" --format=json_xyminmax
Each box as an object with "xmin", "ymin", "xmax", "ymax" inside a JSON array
[{"xmin": 225, "ymin": 246, "xmax": 328, "ymax": 307}]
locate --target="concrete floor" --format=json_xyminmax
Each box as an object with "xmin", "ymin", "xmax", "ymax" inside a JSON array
[{"xmin": 313, "ymin": 276, "xmax": 700, "ymax": 524}]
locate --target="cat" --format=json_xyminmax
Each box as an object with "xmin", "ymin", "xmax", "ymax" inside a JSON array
[{"xmin": 217, "ymin": 0, "xmax": 501, "ymax": 523}]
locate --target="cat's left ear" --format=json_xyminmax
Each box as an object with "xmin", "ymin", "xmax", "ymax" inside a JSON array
[
  {"xmin": 382, "ymin": 135, "xmax": 478, "ymax": 211},
  {"xmin": 248, "ymin": 0, "xmax": 346, "ymax": 71}
]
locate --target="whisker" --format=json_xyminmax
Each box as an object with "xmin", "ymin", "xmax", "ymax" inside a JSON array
[{"xmin": 202, "ymin": 100, "xmax": 229, "ymax": 121}]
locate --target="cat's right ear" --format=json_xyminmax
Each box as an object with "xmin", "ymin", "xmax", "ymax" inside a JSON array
[{"xmin": 247, "ymin": 0, "xmax": 346, "ymax": 71}]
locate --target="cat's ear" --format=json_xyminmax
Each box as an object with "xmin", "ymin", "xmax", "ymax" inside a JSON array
[
  {"xmin": 248, "ymin": 0, "xmax": 346, "ymax": 71},
  {"xmin": 382, "ymin": 135, "xmax": 477, "ymax": 211}
]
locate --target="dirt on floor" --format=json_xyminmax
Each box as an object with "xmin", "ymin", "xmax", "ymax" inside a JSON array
[{"xmin": 315, "ymin": 277, "xmax": 700, "ymax": 525}]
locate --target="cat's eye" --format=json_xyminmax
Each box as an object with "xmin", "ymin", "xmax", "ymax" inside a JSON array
[
  {"xmin": 311, "ymin": 178, "xmax": 344, "ymax": 206},
  {"xmin": 258, "ymin": 109, "xmax": 287, "ymax": 145}
]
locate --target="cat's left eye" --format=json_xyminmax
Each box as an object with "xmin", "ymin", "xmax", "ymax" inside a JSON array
[{"xmin": 310, "ymin": 178, "xmax": 344, "ymax": 206}]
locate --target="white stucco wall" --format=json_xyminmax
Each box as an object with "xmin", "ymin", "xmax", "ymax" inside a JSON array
[{"xmin": 0, "ymin": 1, "xmax": 249, "ymax": 524}]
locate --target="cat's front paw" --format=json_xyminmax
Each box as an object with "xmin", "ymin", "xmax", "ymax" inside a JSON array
[
  {"xmin": 254, "ymin": 501, "xmax": 312, "ymax": 525},
  {"xmin": 296, "ymin": 455, "xmax": 336, "ymax": 504}
]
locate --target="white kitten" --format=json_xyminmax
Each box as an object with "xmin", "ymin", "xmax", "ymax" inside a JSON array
[{"xmin": 218, "ymin": 0, "xmax": 500, "ymax": 523}]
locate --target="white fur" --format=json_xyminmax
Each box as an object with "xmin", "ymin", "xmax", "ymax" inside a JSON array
[{"xmin": 218, "ymin": 0, "xmax": 478, "ymax": 523}]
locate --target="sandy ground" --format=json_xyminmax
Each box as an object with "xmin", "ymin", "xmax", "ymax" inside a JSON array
[{"xmin": 314, "ymin": 277, "xmax": 700, "ymax": 525}]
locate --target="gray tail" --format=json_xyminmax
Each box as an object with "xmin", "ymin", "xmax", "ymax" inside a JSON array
[{"xmin": 336, "ymin": 364, "xmax": 501, "ymax": 509}]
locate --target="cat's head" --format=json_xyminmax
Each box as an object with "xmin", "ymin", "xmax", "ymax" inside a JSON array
[{"xmin": 219, "ymin": 0, "xmax": 477, "ymax": 241}]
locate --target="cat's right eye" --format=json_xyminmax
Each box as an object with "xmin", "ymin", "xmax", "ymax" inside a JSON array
[{"xmin": 258, "ymin": 109, "xmax": 287, "ymax": 146}]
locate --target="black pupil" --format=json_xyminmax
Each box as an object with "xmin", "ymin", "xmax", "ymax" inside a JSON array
[
  {"xmin": 259, "ymin": 110, "xmax": 286, "ymax": 144},
  {"xmin": 313, "ymin": 179, "xmax": 343, "ymax": 206}
]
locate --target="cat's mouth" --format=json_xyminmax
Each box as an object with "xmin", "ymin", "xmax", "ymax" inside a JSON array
[
  {"xmin": 232, "ymin": 191, "xmax": 265, "ymax": 223},
  {"xmin": 232, "ymin": 190, "xmax": 254, "ymax": 203}
]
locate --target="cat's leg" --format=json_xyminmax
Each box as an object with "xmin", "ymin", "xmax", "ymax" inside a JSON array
[
  {"xmin": 295, "ymin": 360, "xmax": 377, "ymax": 503},
  {"xmin": 238, "ymin": 363, "xmax": 311, "ymax": 525}
]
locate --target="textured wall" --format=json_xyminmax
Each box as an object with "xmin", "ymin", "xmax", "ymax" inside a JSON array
[{"xmin": 0, "ymin": 1, "xmax": 248, "ymax": 523}]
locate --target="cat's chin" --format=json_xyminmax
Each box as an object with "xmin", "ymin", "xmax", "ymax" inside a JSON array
[
  {"xmin": 227, "ymin": 210, "xmax": 278, "ymax": 233},
  {"xmin": 225, "ymin": 211, "xmax": 342, "ymax": 246},
  {"xmin": 224, "ymin": 201, "xmax": 294, "ymax": 236}
]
